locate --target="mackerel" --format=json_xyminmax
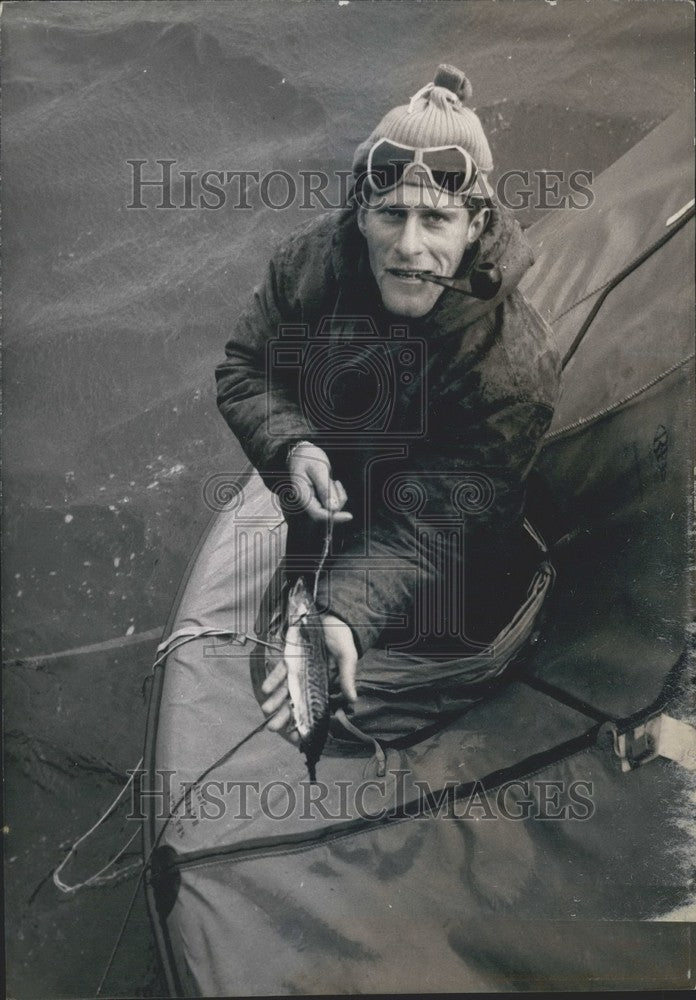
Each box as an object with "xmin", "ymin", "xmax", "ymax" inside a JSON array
[{"xmin": 282, "ymin": 576, "xmax": 331, "ymax": 781}]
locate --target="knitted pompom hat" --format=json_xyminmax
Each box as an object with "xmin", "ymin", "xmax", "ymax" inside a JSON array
[{"xmin": 352, "ymin": 64, "xmax": 493, "ymax": 191}]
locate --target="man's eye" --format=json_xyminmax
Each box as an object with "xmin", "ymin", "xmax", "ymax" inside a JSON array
[{"xmin": 424, "ymin": 212, "xmax": 447, "ymax": 224}]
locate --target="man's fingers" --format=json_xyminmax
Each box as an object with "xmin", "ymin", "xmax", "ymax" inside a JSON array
[
  {"xmin": 266, "ymin": 700, "xmax": 293, "ymax": 732},
  {"xmin": 261, "ymin": 660, "xmax": 301, "ymax": 743},
  {"xmin": 291, "ymin": 462, "xmax": 352, "ymax": 521},
  {"xmin": 261, "ymin": 659, "xmax": 287, "ymax": 696},
  {"xmin": 322, "ymin": 615, "xmax": 359, "ymax": 703},
  {"xmin": 308, "ymin": 508, "xmax": 353, "ymax": 523},
  {"xmin": 261, "ymin": 688, "xmax": 301, "ymax": 743},
  {"xmin": 261, "ymin": 680, "xmax": 290, "ymax": 716},
  {"xmin": 336, "ymin": 654, "xmax": 358, "ymax": 703},
  {"xmin": 302, "ymin": 492, "xmax": 329, "ymax": 520},
  {"xmin": 334, "ymin": 480, "xmax": 348, "ymax": 507},
  {"xmin": 303, "ymin": 497, "xmax": 353, "ymax": 523},
  {"xmin": 327, "ymin": 479, "xmax": 347, "ymax": 511},
  {"xmin": 295, "ymin": 476, "xmax": 352, "ymax": 522},
  {"xmin": 306, "ymin": 465, "xmax": 351, "ymax": 513},
  {"xmin": 288, "ymin": 446, "xmax": 349, "ymax": 512},
  {"xmin": 306, "ymin": 462, "xmax": 332, "ymax": 509}
]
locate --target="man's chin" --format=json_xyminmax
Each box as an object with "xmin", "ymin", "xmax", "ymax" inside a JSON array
[{"xmin": 379, "ymin": 282, "xmax": 442, "ymax": 318}]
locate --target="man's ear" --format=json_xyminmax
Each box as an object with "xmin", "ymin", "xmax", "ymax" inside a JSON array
[
  {"xmin": 356, "ymin": 204, "xmax": 368, "ymax": 237},
  {"xmin": 467, "ymin": 207, "xmax": 490, "ymax": 245}
]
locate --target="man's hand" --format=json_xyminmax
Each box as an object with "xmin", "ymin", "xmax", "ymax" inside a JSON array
[
  {"xmin": 320, "ymin": 612, "xmax": 359, "ymax": 702},
  {"xmin": 287, "ymin": 442, "xmax": 352, "ymax": 524},
  {"xmin": 260, "ymin": 613, "xmax": 358, "ymax": 736}
]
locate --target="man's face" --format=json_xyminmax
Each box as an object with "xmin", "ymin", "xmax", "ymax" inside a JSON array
[{"xmin": 357, "ymin": 181, "xmax": 486, "ymax": 318}]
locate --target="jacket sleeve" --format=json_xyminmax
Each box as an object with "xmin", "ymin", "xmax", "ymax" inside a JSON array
[
  {"xmin": 314, "ymin": 396, "xmax": 556, "ymax": 659},
  {"xmin": 215, "ymin": 250, "xmax": 318, "ymax": 486}
]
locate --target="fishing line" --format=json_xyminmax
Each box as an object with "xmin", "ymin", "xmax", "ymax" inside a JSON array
[{"xmin": 312, "ymin": 510, "xmax": 334, "ymax": 605}]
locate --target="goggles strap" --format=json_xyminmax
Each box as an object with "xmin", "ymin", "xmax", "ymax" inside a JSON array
[{"xmin": 408, "ymin": 82, "xmax": 434, "ymax": 113}]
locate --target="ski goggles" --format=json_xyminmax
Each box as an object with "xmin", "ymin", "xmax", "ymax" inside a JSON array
[{"xmin": 365, "ymin": 138, "xmax": 481, "ymax": 196}]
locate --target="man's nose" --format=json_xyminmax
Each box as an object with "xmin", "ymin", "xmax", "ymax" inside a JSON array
[{"xmin": 395, "ymin": 215, "xmax": 422, "ymax": 259}]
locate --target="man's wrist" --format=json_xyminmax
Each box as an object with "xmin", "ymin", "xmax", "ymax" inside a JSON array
[
  {"xmin": 319, "ymin": 609, "xmax": 364, "ymax": 661},
  {"xmin": 286, "ymin": 439, "xmax": 314, "ymax": 467}
]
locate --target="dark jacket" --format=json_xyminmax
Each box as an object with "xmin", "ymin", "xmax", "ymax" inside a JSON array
[{"xmin": 216, "ymin": 203, "xmax": 561, "ymax": 659}]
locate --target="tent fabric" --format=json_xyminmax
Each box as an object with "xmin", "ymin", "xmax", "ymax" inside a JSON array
[
  {"xmin": 144, "ymin": 104, "xmax": 695, "ymax": 995},
  {"xmin": 165, "ymin": 746, "xmax": 692, "ymax": 996},
  {"xmin": 521, "ymin": 102, "xmax": 694, "ymax": 370},
  {"xmin": 520, "ymin": 101, "xmax": 694, "ymax": 717}
]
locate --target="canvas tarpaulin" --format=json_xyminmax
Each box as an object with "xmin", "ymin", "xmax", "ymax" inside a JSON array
[{"xmin": 143, "ymin": 104, "xmax": 694, "ymax": 995}]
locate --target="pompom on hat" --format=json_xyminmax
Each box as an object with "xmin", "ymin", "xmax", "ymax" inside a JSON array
[{"xmin": 353, "ymin": 64, "xmax": 494, "ymax": 199}]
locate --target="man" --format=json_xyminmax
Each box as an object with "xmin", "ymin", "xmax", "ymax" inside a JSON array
[{"xmin": 216, "ymin": 65, "xmax": 560, "ymax": 739}]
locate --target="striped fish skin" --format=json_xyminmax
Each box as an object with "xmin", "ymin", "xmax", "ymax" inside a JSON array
[{"xmin": 284, "ymin": 577, "xmax": 330, "ymax": 781}]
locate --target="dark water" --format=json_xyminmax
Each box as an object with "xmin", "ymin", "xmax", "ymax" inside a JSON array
[{"xmin": 2, "ymin": 1, "xmax": 693, "ymax": 996}]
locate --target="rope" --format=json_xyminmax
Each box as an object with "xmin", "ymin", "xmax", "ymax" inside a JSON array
[
  {"xmin": 561, "ymin": 202, "xmax": 694, "ymax": 370},
  {"xmin": 51, "ymin": 619, "xmax": 287, "ymax": 897},
  {"xmin": 544, "ymin": 354, "xmax": 693, "ymax": 445},
  {"xmin": 53, "ymin": 759, "xmax": 144, "ymax": 894},
  {"xmin": 94, "ymin": 513, "xmax": 336, "ymax": 993},
  {"xmin": 152, "ymin": 626, "xmax": 283, "ymax": 672},
  {"xmin": 7, "ymin": 626, "xmax": 163, "ymax": 669},
  {"xmin": 95, "ymin": 717, "xmax": 269, "ymax": 997},
  {"xmin": 552, "ymin": 200, "xmax": 695, "ymax": 333},
  {"xmin": 334, "ymin": 708, "xmax": 387, "ymax": 777}
]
